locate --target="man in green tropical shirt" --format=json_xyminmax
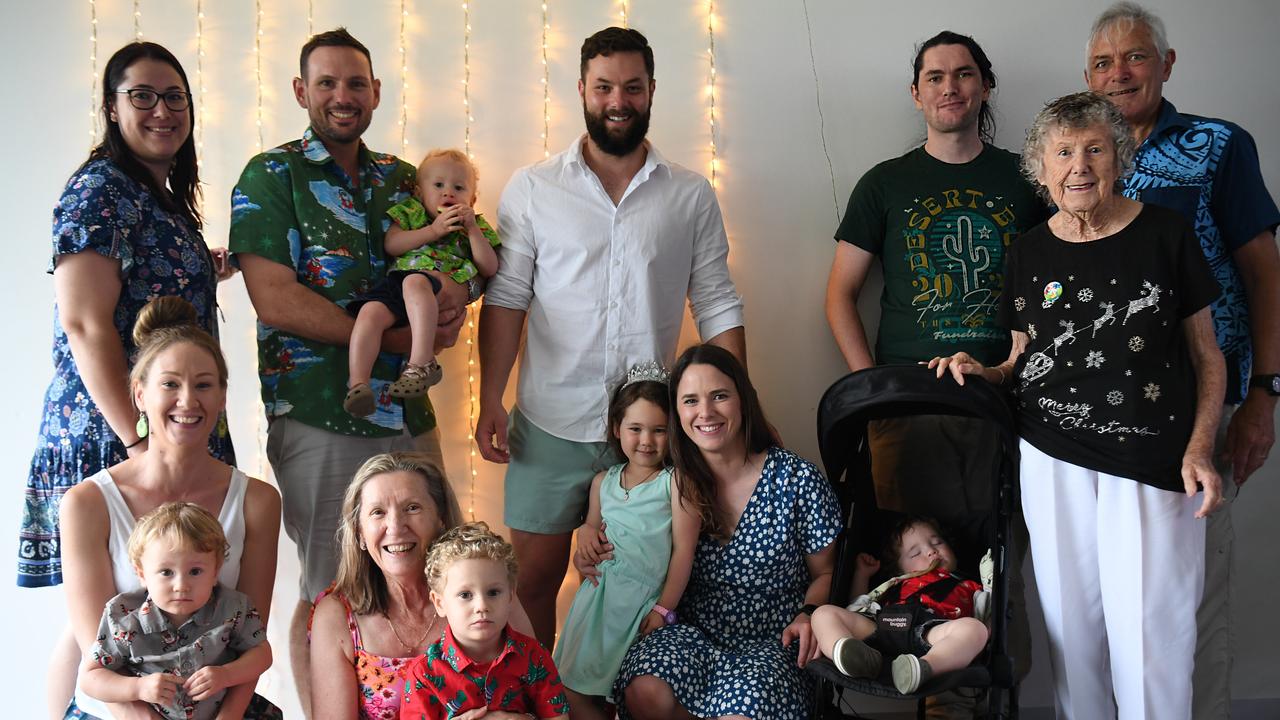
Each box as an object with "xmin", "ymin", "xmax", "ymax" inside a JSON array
[{"xmin": 228, "ymin": 28, "xmax": 469, "ymax": 714}]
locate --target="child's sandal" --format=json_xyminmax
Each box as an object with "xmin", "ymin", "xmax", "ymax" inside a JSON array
[
  {"xmin": 344, "ymin": 383, "xmax": 376, "ymax": 417},
  {"xmin": 389, "ymin": 361, "xmax": 443, "ymax": 398}
]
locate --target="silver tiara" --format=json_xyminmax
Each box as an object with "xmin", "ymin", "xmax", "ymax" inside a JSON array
[{"xmin": 623, "ymin": 361, "xmax": 670, "ymax": 388}]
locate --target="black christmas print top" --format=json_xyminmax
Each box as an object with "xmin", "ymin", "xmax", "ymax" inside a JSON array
[{"xmin": 998, "ymin": 205, "xmax": 1220, "ymax": 491}]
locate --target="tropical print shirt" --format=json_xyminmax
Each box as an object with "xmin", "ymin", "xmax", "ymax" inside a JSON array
[
  {"xmin": 400, "ymin": 625, "xmax": 569, "ymax": 719},
  {"xmin": 229, "ymin": 128, "xmax": 435, "ymax": 437}
]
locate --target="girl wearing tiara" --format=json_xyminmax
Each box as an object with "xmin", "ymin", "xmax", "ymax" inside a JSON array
[{"xmin": 552, "ymin": 362, "xmax": 699, "ymax": 720}]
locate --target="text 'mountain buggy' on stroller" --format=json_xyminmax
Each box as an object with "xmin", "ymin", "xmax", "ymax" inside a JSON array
[{"xmin": 808, "ymin": 364, "xmax": 1021, "ymax": 719}]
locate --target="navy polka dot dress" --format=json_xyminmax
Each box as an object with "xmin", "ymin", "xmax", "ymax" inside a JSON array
[{"xmin": 615, "ymin": 447, "xmax": 841, "ymax": 719}]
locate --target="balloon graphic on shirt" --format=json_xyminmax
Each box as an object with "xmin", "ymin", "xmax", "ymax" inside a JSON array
[{"xmin": 1043, "ymin": 281, "xmax": 1063, "ymax": 304}]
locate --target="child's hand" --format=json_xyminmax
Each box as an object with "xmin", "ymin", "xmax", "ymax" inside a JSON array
[
  {"xmin": 135, "ymin": 672, "xmax": 183, "ymax": 705},
  {"xmin": 855, "ymin": 552, "xmax": 881, "ymax": 576},
  {"xmin": 184, "ymin": 665, "xmax": 229, "ymax": 701},
  {"xmin": 455, "ymin": 203, "xmax": 479, "ymax": 231},
  {"xmin": 640, "ymin": 610, "xmax": 666, "ymax": 636},
  {"xmin": 428, "ymin": 205, "xmax": 466, "ymax": 239}
]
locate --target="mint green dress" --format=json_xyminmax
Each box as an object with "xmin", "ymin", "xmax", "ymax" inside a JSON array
[{"xmin": 553, "ymin": 463, "xmax": 674, "ymax": 699}]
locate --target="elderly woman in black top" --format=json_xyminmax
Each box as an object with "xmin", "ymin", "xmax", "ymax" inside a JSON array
[{"xmin": 931, "ymin": 92, "xmax": 1224, "ymax": 720}]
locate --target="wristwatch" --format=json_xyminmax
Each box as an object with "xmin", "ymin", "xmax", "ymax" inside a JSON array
[
  {"xmin": 1250, "ymin": 373, "xmax": 1280, "ymax": 396},
  {"xmin": 652, "ymin": 603, "xmax": 678, "ymax": 625}
]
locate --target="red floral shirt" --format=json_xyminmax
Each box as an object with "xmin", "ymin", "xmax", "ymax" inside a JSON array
[{"xmin": 400, "ymin": 625, "xmax": 569, "ymax": 719}]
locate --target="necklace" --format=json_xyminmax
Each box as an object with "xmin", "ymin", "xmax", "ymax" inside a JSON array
[
  {"xmin": 384, "ymin": 610, "xmax": 438, "ymax": 653},
  {"xmin": 621, "ymin": 466, "xmax": 662, "ymax": 501}
]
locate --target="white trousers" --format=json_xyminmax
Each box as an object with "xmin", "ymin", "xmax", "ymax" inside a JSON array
[{"xmin": 1020, "ymin": 439, "xmax": 1205, "ymax": 720}]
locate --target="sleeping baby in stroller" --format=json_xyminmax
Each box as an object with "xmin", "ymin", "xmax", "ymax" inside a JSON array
[{"xmin": 811, "ymin": 516, "xmax": 992, "ymax": 695}]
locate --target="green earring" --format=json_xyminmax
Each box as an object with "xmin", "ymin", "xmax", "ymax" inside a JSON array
[{"xmin": 135, "ymin": 412, "xmax": 149, "ymax": 440}]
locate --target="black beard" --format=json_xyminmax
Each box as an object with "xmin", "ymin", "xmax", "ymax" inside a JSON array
[{"xmin": 583, "ymin": 105, "xmax": 650, "ymax": 157}]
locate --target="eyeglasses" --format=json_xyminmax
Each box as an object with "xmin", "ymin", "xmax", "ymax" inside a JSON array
[{"xmin": 114, "ymin": 88, "xmax": 191, "ymax": 112}]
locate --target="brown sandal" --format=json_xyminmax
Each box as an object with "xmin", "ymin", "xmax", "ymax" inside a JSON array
[
  {"xmin": 343, "ymin": 383, "xmax": 376, "ymax": 417},
  {"xmin": 389, "ymin": 361, "xmax": 443, "ymax": 398}
]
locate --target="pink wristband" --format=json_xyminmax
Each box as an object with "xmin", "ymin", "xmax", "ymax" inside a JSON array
[{"xmin": 652, "ymin": 603, "xmax": 678, "ymax": 625}]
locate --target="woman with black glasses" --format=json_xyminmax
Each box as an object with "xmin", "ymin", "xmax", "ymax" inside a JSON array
[{"xmin": 23, "ymin": 42, "xmax": 237, "ymax": 718}]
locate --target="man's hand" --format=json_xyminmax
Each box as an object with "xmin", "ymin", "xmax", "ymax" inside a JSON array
[
  {"xmin": 135, "ymin": 672, "xmax": 182, "ymax": 706},
  {"xmin": 1222, "ymin": 392, "xmax": 1277, "ymax": 485},
  {"xmin": 475, "ymin": 401, "xmax": 510, "ymax": 463},
  {"xmin": 432, "ymin": 272, "xmax": 469, "ymax": 351}
]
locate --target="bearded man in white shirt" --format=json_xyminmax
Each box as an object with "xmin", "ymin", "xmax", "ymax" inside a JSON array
[{"xmin": 477, "ymin": 26, "xmax": 746, "ymax": 648}]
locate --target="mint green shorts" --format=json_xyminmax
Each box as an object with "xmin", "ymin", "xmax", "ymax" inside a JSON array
[{"xmin": 503, "ymin": 408, "xmax": 615, "ymax": 534}]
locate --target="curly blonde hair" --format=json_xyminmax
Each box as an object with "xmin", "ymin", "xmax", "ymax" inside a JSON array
[
  {"xmin": 332, "ymin": 453, "xmax": 464, "ymax": 616},
  {"xmin": 127, "ymin": 501, "xmax": 228, "ymax": 570},
  {"xmin": 424, "ymin": 521, "xmax": 518, "ymax": 593}
]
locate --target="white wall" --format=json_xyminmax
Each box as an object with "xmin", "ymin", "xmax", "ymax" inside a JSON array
[{"xmin": 3, "ymin": 0, "xmax": 1276, "ymax": 715}]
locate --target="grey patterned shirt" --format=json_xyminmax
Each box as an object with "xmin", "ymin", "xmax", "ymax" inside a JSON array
[{"xmin": 89, "ymin": 585, "xmax": 265, "ymax": 720}]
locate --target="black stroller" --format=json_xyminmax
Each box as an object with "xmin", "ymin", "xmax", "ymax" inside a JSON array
[{"xmin": 807, "ymin": 364, "xmax": 1021, "ymax": 719}]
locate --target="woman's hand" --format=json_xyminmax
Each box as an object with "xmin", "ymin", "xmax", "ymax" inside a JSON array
[
  {"xmin": 1183, "ymin": 450, "xmax": 1224, "ymax": 519},
  {"xmin": 781, "ymin": 613, "xmax": 821, "ymax": 668},
  {"xmin": 927, "ymin": 352, "xmax": 987, "ymax": 386},
  {"xmin": 210, "ymin": 247, "xmax": 238, "ymax": 281},
  {"xmin": 572, "ymin": 522, "xmax": 613, "ymax": 586}
]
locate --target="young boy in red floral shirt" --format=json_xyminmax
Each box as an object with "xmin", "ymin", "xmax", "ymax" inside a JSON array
[{"xmin": 401, "ymin": 522, "xmax": 569, "ymax": 719}]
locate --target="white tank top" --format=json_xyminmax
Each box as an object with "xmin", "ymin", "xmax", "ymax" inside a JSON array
[
  {"xmin": 86, "ymin": 466, "xmax": 247, "ymax": 591},
  {"xmin": 75, "ymin": 467, "xmax": 249, "ymax": 715}
]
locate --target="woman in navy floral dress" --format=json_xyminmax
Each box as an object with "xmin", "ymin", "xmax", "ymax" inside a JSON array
[
  {"xmin": 611, "ymin": 345, "xmax": 841, "ymax": 720},
  {"xmin": 24, "ymin": 41, "xmax": 238, "ymax": 716},
  {"xmin": 20, "ymin": 42, "xmax": 234, "ymax": 591}
]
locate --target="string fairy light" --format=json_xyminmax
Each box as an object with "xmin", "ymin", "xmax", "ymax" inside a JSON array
[
  {"xmin": 398, "ymin": 0, "xmax": 409, "ymax": 153},
  {"xmin": 462, "ymin": 2, "xmax": 474, "ymax": 158},
  {"xmin": 540, "ymin": 2, "xmax": 550, "ymax": 158},
  {"xmin": 461, "ymin": 0, "xmax": 478, "ymax": 517},
  {"xmin": 133, "ymin": 0, "xmax": 141, "ymax": 40},
  {"xmin": 254, "ymin": 0, "xmax": 264, "ymax": 151},
  {"xmin": 87, "ymin": 0, "xmax": 99, "ymax": 148},
  {"xmin": 195, "ymin": 0, "xmax": 206, "ymax": 162},
  {"xmin": 619, "ymin": 0, "xmax": 628, "ymax": 28},
  {"xmin": 706, "ymin": 0, "xmax": 719, "ymax": 187}
]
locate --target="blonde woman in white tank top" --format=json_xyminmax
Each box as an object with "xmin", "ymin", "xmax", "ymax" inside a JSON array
[{"xmin": 57, "ymin": 298, "xmax": 281, "ymax": 720}]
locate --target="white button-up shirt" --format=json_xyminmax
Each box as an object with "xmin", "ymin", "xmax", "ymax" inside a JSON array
[{"xmin": 488, "ymin": 136, "xmax": 744, "ymax": 442}]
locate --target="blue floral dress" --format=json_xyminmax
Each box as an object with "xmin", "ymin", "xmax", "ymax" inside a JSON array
[
  {"xmin": 19, "ymin": 158, "xmax": 234, "ymax": 588},
  {"xmin": 614, "ymin": 447, "xmax": 841, "ymax": 719}
]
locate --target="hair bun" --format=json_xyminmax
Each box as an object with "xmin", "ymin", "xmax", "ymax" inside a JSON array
[{"xmin": 132, "ymin": 296, "xmax": 200, "ymax": 347}]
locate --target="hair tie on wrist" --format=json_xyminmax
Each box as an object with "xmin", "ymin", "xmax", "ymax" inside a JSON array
[
  {"xmin": 993, "ymin": 366, "xmax": 1007, "ymax": 385},
  {"xmin": 123, "ymin": 436, "xmax": 145, "ymax": 450}
]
